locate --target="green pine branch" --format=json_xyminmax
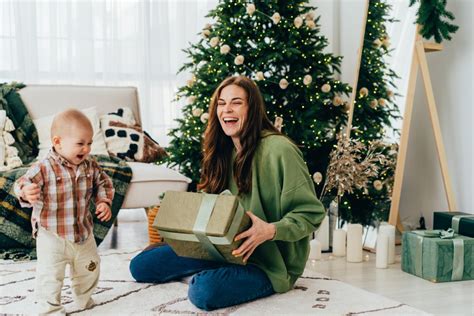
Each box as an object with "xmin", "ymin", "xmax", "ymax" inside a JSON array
[{"xmin": 410, "ymin": 0, "xmax": 459, "ymax": 43}]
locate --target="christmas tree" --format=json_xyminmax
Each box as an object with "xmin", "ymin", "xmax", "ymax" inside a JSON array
[
  {"xmin": 337, "ymin": 0, "xmax": 400, "ymax": 225},
  {"xmin": 166, "ymin": 0, "xmax": 351, "ymax": 193},
  {"xmin": 166, "ymin": 0, "xmax": 399, "ymax": 226}
]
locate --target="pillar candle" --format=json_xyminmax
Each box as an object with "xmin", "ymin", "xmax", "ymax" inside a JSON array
[
  {"xmin": 379, "ymin": 223, "xmax": 395, "ymax": 264},
  {"xmin": 308, "ymin": 239, "xmax": 322, "ymax": 260},
  {"xmin": 315, "ymin": 215, "xmax": 329, "ymax": 251},
  {"xmin": 346, "ymin": 223, "xmax": 363, "ymax": 262},
  {"xmin": 375, "ymin": 232, "xmax": 389, "ymax": 268},
  {"xmin": 332, "ymin": 229, "xmax": 346, "ymax": 257}
]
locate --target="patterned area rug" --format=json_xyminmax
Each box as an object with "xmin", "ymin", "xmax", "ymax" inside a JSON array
[{"xmin": 0, "ymin": 249, "xmax": 430, "ymax": 315}]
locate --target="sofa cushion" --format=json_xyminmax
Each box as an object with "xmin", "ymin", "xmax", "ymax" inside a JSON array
[
  {"xmin": 100, "ymin": 107, "xmax": 167, "ymax": 163},
  {"xmin": 121, "ymin": 162, "xmax": 191, "ymax": 209}
]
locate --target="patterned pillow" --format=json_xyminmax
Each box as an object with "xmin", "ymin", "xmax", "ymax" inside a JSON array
[{"xmin": 100, "ymin": 108, "xmax": 167, "ymax": 163}]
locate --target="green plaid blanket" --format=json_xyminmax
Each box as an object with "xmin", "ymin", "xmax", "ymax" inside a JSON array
[
  {"xmin": 0, "ymin": 83, "xmax": 133, "ymax": 260},
  {"xmin": 0, "ymin": 156, "xmax": 132, "ymax": 260}
]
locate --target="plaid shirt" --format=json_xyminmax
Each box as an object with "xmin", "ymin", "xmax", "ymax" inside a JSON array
[{"xmin": 14, "ymin": 149, "xmax": 115, "ymax": 243}]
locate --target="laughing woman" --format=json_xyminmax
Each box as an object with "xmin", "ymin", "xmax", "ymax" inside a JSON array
[{"xmin": 129, "ymin": 75, "xmax": 325, "ymax": 311}]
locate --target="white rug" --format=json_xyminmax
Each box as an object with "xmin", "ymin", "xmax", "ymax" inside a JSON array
[{"xmin": 0, "ymin": 249, "xmax": 430, "ymax": 315}]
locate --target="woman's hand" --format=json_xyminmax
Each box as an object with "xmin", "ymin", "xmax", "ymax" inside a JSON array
[{"xmin": 232, "ymin": 211, "xmax": 276, "ymax": 263}]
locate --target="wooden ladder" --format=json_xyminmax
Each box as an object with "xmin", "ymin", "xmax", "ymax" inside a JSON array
[{"xmin": 388, "ymin": 26, "xmax": 457, "ymax": 232}]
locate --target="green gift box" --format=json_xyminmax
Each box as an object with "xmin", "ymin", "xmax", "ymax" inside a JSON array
[
  {"xmin": 433, "ymin": 211, "xmax": 474, "ymax": 238},
  {"xmin": 153, "ymin": 191, "xmax": 251, "ymax": 265},
  {"xmin": 401, "ymin": 230, "xmax": 474, "ymax": 282}
]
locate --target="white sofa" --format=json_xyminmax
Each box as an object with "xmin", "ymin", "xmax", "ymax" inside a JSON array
[{"xmin": 18, "ymin": 84, "xmax": 191, "ymax": 209}]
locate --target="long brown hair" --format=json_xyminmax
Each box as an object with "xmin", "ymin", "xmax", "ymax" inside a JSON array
[{"xmin": 198, "ymin": 76, "xmax": 280, "ymax": 194}]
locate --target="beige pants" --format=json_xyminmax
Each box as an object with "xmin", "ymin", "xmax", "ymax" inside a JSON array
[{"xmin": 35, "ymin": 227, "xmax": 100, "ymax": 315}]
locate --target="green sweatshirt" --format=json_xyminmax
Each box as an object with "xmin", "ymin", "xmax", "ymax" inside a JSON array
[{"xmin": 228, "ymin": 133, "xmax": 326, "ymax": 293}]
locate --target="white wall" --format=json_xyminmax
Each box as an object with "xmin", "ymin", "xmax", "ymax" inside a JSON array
[
  {"xmin": 310, "ymin": 0, "xmax": 366, "ymax": 85},
  {"xmin": 316, "ymin": 0, "xmax": 473, "ymax": 227},
  {"xmin": 399, "ymin": 0, "xmax": 474, "ymax": 227}
]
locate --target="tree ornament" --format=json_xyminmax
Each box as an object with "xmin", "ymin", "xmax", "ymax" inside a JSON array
[
  {"xmin": 378, "ymin": 98, "xmax": 386, "ymax": 107},
  {"xmin": 202, "ymin": 29, "xmax": 211, "ymax": 38},
  {"xmin": 234, "ymin": 55, "xmax": 244, "ymax": 65},
  {"xmin": 303, "ymin": 74, "xmax": 312, "ymax": 86},
  {"xmin": 305, "ymin": 11, "xmax": 315, "ymax": 20},
  {"xmin": 209, "ymin": 37, "xmax": 219, "ymax": 48},
  {"xmin": 343, "ymin": 101, "xmax": 351, "ymax": 112},
  {"xmin": 313, "ymin": 172, "xmax": 323, "ymax": 185},
  {"xmin": 333, "ymin": 96, "xmax": 343, "ymax": 106},
  {"xmin": 255, "ymin": 71, "xmax": 265, "ymax": 81},
  {"xmin": 279, "ymin": 79, "xmax": 289, "ymax": 89},
  {"xmin": 386, "ymin": 89, "xmax": 394, "ymax": 98},
  {"xmin": 200, "ymin": 112, "xmax": 209, "ymax": 123},
  {"xmin": 305, "ymin": 20, "xmax": 316, "ymax": 29},
  {"xmin": 272, "ymin": 12, "xmax": 281, "ymax": 24},
  {"xmin": 274, "ymin": 116, "xmax": 283, "ymax": 132},
  {"xmin": 373, "ymin": 38, "xmax": 382, "ymax": 48},
  {"xmin": 321, "ymin": 83, "xmax": 331, "ymax": 93},
  {"xmin": 373, "ymin": 180, "xmax": 383, "ymax": 191},
  {"xmin": 370, "ymin": 99, "xmax": 378, "ymax": 109},
  {"xmin": 246, "ymin": 3, "xmax": 256, "ymax": 16},
  {"xmin": 382, "ymin": 37, "xmax": 390, "ymax": 48},
  {"xmin": 192, "ymin": 108, "xmax": 203, "ymax": 117},
  {"xmin": 359, "ymin": 87, "xmax": 369, "ymax": 97},
  {"xmin": 186, "ymin": 75, "xmax": 196, "ymax": 87},
  {"xmin": 220, "ymin": 44, "xmax": 230, "ymax": 54},
  {"xmin": 294, "ymin": 16, "xmax": 303, "ymax": 28},
  {"xmin": 187, "ymin": 96, "xmax": 196, "ymax": 104},
  {"xmin": 204, "ymin": 23, "xmax": 212, "ymax": 30}
]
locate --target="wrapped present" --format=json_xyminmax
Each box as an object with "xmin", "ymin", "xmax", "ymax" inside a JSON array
[
  {"xmin": 433, "ymin": 211, "xmax": 474, "ymax": 238},
  {"xmin": 153, "ymin": 191, "xmax": 251, "ymax": 265},
  {"xmin": 402, "ymin": 230, "xmax": 474, "ymax": 282}
]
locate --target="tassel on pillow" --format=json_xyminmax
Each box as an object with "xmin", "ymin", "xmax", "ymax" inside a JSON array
[
  {"xmin": 4, "ymin": 118, "xmax": 15, "ymax": 132},
  {"xmin": 6, "ymin": 145, "xmax": 19, "ymax": 157},
  {"xmin": 0, "ymin": 142, "xmax": 5, "ymax": 166},
  {"xmin": 6, "ymin": 156, "xmax": 22, "ymax": 169},
  {"xmin": 3, "ymin": 131, "xmax": 15, "ymax": 145},
  {"xmin": 0, "ymin": 111, "xmax": 6, "ymax": 130}
]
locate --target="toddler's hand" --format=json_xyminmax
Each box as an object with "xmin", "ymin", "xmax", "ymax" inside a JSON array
[
  {"xmin": 22, "ymin": 183, "xmax": 40, "ymax": 204},
  {"xmin": 96, "ymin": 203, "xmax": 112, "ymax": 222}
]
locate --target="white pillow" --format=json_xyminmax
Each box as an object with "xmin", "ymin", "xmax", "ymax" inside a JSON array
[{"xmin": 34, "ymin": 107, "xmax": 109, "ymax": 160}]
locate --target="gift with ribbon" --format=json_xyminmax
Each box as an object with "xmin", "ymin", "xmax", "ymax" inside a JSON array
[
  {"xmin": 153, "ymin": 191, "xmax": 251, "ymax": 265},
  {"xmin": 433, "ymin": 211, "xmax": 474, "ymax": 238},
  {"xmin": 401, "ymin": 229, "xmax": 474, "ymax": 282}
]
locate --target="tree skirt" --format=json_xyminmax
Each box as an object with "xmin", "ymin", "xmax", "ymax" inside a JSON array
[{"xmin": 0, "ymin": 249, "xmax": 430, "ymax": 315}]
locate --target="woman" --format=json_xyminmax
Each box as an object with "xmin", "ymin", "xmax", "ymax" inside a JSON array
[{"xmin": 129, "ymin": 76, "xmax": 325, "ymax": 311}]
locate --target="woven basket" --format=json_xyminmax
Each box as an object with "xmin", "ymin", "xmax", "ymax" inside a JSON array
[{"xmin": 147, "ymin": 206, "xmax": 163, "ymax": 245}]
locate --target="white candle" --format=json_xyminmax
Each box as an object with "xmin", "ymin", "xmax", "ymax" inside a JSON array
[
  {"xmin": 346, "ymin": 224, "xmax": 363, "ymax": 262},
  {"xmin": 379, "ymin": 223, "xmax": 395, "ymax": 264},
  {"xmin": 309, "ymin": 239, "xmax": 322, "ymax": 260},
  {"xmin": 332, "ymin": 229, "xmax": 346, "ymax": 257},
  {"xmin": 375, "ymin": 232, "xmax": 389, "ymax": 268},
  {"xmin": 315, "ymin": 215, "xmax": 329, "ymax": 251}
]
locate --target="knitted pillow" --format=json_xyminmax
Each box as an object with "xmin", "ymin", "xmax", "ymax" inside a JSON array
[
  {"xmin": 0, "ymin": 110, "xmax": 23, "ymax": 171},
  {"xmin": 100, "ymin": 108, "xmax": 167, "ymax": 162}
]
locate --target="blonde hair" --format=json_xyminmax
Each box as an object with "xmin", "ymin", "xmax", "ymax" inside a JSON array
[{"xmin": 51, "ymin": 109, "xmax": 93, "ymax": 138}]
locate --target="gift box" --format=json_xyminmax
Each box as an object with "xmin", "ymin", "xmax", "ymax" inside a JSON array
[
  {"xmin": 433, "ymin": 211, "xmax": 474, "ymax": 238},
  {"xmin": 153, "ymin": 191, "xmax": 250, "ymax": 265},
  {"xmin": 401, "ymin": 230, "xmax": 474, "ymax": 282}
]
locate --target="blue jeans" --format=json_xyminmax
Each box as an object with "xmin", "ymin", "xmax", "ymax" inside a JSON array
[{"xmin": 129, "ymin": 245, "xmax": 274, "ymax": 311}]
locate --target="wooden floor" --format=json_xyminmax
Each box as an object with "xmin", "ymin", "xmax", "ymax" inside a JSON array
[{"xmin": 100, "ymin": 209, "xmax": 474, "ymax": 316}]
